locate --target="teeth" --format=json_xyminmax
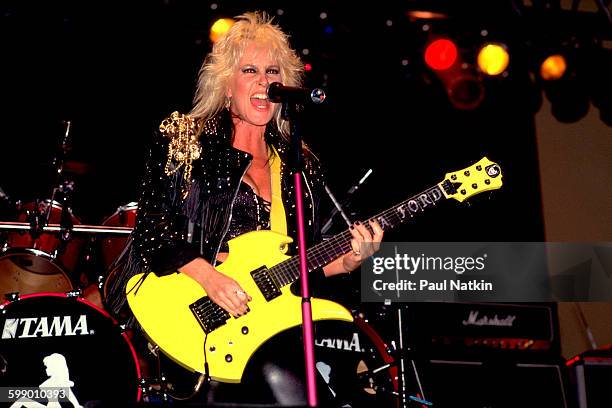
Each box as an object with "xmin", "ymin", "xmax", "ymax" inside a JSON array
[{"xmin": 251, "ymin": 93, "xmax": 268, "ymax": 100}]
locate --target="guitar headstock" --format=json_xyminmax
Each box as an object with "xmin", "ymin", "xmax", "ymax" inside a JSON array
[{"xmin": 438, "ymin": 157, "xmax": 503, "ymax": 202}]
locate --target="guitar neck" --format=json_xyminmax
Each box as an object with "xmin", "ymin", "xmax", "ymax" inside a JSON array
[{"xmin": 269, "ymin": 184, "xmax": 446, "ymax": 287}]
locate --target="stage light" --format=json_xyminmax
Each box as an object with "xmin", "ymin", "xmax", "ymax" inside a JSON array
[
  {"xmin": 446, "ymin": 72, "xmax": 485, "ymax": 110},
  {"xmin": 408, "ymin": 10, "xmax": 448, "ymax": 21},
  {"xmin": 540, "ymin": 54, "xmax": 567, "ymax": 80},
  {"xmin": 304, "ymin": 63, "xmax": 313, "ymax": 71},
  {"xmin": 477, "ymin": 43, "xmax": 509, "ymax": 76},
  {"xmin": 423, "ymin": 37, "xmax": 484, "ymax": 110},
  {"xmin": 209, "ymin": 18, "xmax": 234, "ymax": 43},
  {"xmin": 537, "ymin": 41, "xmax": 590, "ymax": 123},
  {"xmin": 424, "ymin": 38, "xmax": 458, "ymax": 71},
  {"xmin": 544, "ymin": 77, "xmax": 589, "ymax": 123}
]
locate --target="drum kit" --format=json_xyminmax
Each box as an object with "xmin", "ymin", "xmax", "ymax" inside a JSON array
[
  {"xmin": 0, "ymin": 124, "xmax": 412, "ymax": 407},
  {"xmin": 0, "ymin": 122, "xmax": 142, "ymax": 405}
]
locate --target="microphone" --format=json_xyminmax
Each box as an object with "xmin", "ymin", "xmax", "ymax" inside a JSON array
[{"xmin": 267, "ymin": 82, "xmax": 326, "ymax": 104}]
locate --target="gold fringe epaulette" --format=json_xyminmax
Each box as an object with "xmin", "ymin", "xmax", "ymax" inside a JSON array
[{"xmin": 159, "ymin": 111, "xmax": 201, "ymax": 198}]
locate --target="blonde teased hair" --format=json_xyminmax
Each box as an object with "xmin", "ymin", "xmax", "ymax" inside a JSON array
[{"xmin": 190, "ymin": 11, "xmax": 304, "ymax": 137}]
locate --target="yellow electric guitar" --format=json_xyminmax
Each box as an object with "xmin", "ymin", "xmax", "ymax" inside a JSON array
[{"xmin": 126, "ymin": 157, "xmax": 503, "ymax": 383}]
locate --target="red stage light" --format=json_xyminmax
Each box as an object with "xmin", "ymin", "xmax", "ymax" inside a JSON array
[
  {"xmin": 424, "ymin": 38, "xmax": 458, "ymax": 70},
  {"xmin": 304, "ymin": 63, "xmax": 313, "ymax": 71}
]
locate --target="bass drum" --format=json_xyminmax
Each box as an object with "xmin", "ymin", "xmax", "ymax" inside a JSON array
[
  {"xmin": 0, "ymin": 293, "xmax": 142, "ymax": 405},
  {"xmin": 314, "ymin": 317, "xmax": 398, "ymax": 408},
  {"xmin": 0, "ymin": 200, "xmax": 83, "ymax": 298},
  {"xmin": 156, "ymin": 316, "xmax": 399, "ymax": 407}
]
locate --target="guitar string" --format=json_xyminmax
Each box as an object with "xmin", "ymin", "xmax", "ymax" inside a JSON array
[
  {"xmin": 203, "ymin": 185, "xmax": 443, "ymax": 295},
  {"xmin": 198, "ymin": 180, "xmax": 486, "ymax": 320},
  {"xmin": 270, "ymin": 186, "xmax": 445, "ymax": 287},
  {"xmin": 271, "ymin": 186, "xmax": 442, "ymax": 285},
  {"xmin": 194, "ymin": 174, "xmax": 498, "ymax": 320}
]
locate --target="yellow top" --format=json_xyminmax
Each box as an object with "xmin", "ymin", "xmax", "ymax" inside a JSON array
[{"xmin": 269, "ymin": 147, "xmax": 287, "ymax": 236}]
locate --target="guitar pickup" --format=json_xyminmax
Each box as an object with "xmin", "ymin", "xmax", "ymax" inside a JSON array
[
  {"xmin": 251, "ymin": 266, "xmax": 281, "ymax": 302},
  {"xmin": 190, "ymin": 297, "xmax": 230, "ymax": 334}
]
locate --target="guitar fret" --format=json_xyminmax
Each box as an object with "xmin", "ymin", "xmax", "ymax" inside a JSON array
[
  {"xmin": 274, "ymin": 268, "xmax": 286, "ymax": 286},
  {"xmin": 269, "ymin": 185, "xmax": 449, "ymax": 288},
  {"xmin": 276, "ymin": 265, "xmax": 291, "ymax": 286}
]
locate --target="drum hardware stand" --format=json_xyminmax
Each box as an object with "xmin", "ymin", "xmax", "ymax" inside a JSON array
[
  {"xmin": 15, "ymin": 120, "xmax": 77, "ymax": 244},
  {"xmin": 25, "ymin": 199, "xmax": 47, "ymax": 240},
  {"xmin": 149, "ymin": 341, "xmax": 208, "ymax": 403},
  {"xmin": 2, "ymin": 119, "xmax": 130, "ymax": 241},
  {"xmin": 0, "ymin": 222, "xmax": 132, "ymax": 235},
  {"xmin": 139, "ymin": 377, "xmax": 175, "ymax": 404},
  {"xmin": 396, "ymin": 305, "xmax": 432, "ymax": 407},
  {"xmin": 48, "ymin": 120, "xmax": 72, "ymax": 220},
  {"xmin": 58, "ymin": 180, "xmax": 75, "ymax": 244},
  {"xmin": 52, "ymin": 122, "xmax": 75, "ymax": 247}
]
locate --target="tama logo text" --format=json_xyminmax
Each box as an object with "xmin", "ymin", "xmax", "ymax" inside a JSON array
[
  {"xmin": 2, "ymin": 315, "xmax": 91, "ymax": 339},
  {"xmin": 315, "ymin": 332, "xmax": 362, "ymax": 352}
]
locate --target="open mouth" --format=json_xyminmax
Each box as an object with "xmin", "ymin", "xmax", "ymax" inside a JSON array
[{"xmin": 250, "ymin": 93, "xmax": 270, "ymax": 109}]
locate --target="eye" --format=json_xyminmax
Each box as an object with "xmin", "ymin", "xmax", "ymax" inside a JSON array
[
  {"xmin": 242, "ymin": 67, "xmax": 256, "ymax": 74},
  {"xmin": 266, "ymin": 67, "xmax": 280, "ymax": 75}
]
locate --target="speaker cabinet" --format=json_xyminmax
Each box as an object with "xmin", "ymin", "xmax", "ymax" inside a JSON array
[{"xmin": 407, "ymin": 359, "xmax": 568, "ymax": 408}]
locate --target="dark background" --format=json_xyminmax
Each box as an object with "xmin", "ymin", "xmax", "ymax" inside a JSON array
[
  {"xmin": 1, "ymin": 1, "xmax": 612, "ymax": 395},
  {"xmin": 0, "ymin": 0, "xmax": 609, "ymax": 244}
]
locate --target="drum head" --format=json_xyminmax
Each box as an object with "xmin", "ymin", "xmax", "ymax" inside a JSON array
[
  {"xmin": 0, "ymin": 252, "xmax": 73, "ymax": 299},
  {"xmin": 314, "ymin": 319, "xmax": 397, "ymax": 408},
  {"xmin": 0, "ymin": 294, "xmax": 141, "ymax": 404},
  {"xmin": 2, "ymin": 199, "xmax": 85, "ymax": 297}
]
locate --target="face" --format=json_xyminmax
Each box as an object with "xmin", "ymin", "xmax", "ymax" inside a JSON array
[{"xmin": 227, "ymin": 42, "xmax": 282, "ymax": 127}]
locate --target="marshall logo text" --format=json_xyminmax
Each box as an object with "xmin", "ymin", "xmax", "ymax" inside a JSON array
[
  {"xmin": 461, "ymin": 311, "xmax": 517, "ymax": 327},
  {"xmin": 1, "ymin": 315, "xmax": 91, "ymax": 339}
]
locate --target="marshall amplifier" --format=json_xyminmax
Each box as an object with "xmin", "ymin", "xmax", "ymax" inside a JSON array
[
  {"xmin": 391, "ymin": 303, "xmax": 568, "ymax": 408},
  {"xmin": 411, "ymin": 358, "xmax": 569, "ymax": 408},
  {"xmin": 401, "ymin": 302, "xmax": 561, "ymax": 358}
]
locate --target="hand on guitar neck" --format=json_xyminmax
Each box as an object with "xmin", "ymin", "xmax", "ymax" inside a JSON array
[{"xmin": 323, "ymin": 219, "xmax": 384, "ymax": 277}]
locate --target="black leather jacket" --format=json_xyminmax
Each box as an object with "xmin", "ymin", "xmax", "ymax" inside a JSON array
[{"xmin": 106, "ymin": 109, "xmax": 327, "ymax": 317}]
